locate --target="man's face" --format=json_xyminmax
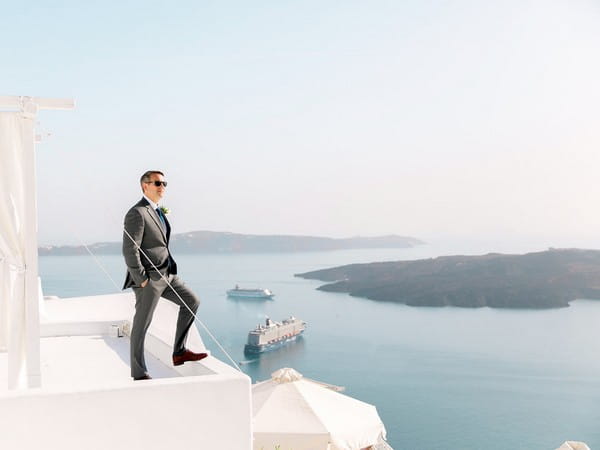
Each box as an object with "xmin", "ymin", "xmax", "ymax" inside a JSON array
[{"xmin": 142, "ymin": 173, "xmax": 166, "ymax": 204}]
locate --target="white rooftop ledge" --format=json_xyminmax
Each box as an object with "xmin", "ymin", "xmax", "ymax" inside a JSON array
[{"xmin": 0, "ymin": 292, "xmax": 252, "ymax": 449}]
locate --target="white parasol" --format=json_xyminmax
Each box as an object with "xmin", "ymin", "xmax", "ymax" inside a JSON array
[{"xmin": 252, "ymin": 367, "xmax": 390, "ymax": 450}]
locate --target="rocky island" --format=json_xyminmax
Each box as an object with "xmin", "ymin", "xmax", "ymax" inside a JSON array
[{"xmin": 295, "ymin": 248, "xmax": 600, "ymax": 309}]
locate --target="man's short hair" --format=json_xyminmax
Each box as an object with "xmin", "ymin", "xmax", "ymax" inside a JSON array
[{"xmin": 140, "ymin": 170, "xmax": 164, "ymax": 185}]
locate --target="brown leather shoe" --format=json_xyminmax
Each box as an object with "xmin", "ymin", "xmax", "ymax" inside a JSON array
[
  {"xmin": 133, "ymin": 374, "xmax": 152, "ymax": 381},
  {"xmin": 172, "ymin": 349, "xmax": 208, "ymax": 366}
]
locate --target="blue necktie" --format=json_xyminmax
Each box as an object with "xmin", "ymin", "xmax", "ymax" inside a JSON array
[{"xmin": 156, "ymin": 208, "xmax": 166, "ymax": 231}]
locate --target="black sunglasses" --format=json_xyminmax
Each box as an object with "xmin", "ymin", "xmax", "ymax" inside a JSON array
[{"xmin": 146, "ymin": 181, "xmax": 168, "ymax": 187}]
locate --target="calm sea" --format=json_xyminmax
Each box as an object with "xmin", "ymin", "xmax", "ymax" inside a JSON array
[{"xmin": 39, "ymin": 242, "xmax": 600, "ymax": 450}]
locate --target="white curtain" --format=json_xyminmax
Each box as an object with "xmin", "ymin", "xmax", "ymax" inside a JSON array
[{"xmin": 0, "ymin": 112, "xmax": 31, "ymax": 387}]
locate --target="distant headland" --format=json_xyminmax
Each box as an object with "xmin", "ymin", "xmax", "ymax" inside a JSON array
[
  {"xmin": 295, "ymin": 248, "xmax": 600, "ymax": 309},
  {"xmin": 39, "ymin": 231, "xmax": 424, "ymax": 256}
]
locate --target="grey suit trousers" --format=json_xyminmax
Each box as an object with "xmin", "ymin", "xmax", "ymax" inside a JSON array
[{"xmin": 130, "ymin": 274, "xmax": 199, "ymax": 378}]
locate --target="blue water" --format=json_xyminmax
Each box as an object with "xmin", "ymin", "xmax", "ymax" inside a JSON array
[{"xmin": 39, "ymin": 244, "xmax": 600, "ymax": 450}]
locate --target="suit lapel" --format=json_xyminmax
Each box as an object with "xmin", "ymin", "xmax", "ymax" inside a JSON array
[{"xmin": 145, "ymin": 205, "xmax": 168, "ymax": 242}]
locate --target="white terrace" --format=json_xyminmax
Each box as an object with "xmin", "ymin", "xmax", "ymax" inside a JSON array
[{"xmin": 0, "ymin": 292, "xmax": 252, "ymax": 450}]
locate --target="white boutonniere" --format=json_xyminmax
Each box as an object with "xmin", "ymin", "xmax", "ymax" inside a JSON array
[{"xmin": 159, "ymin": 206, "xmax": 170, "ymax": 215}]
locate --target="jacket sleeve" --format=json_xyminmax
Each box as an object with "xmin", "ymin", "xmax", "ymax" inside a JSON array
[{"xmin": 122, "ymin": 208, "xmax": 147, "ymax": 285}]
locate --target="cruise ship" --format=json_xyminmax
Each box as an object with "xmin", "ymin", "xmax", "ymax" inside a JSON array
[
  {"xmin": 227, "ymin": 285, "xmax": 274, "ymax": 299},
  {"xmin": 244, "ymin": 316, "xmax": 306, "ymax": 353}
]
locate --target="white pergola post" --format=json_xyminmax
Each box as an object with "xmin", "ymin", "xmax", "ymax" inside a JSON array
[{"xmin": 0, "ymin": 96, "xmax": 74, "ymax": 389}]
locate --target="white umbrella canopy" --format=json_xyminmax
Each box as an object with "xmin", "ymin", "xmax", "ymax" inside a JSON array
[
  {"xmin": 252, "ymin": 368, "xmax": 388, "ymax": 450},
  {"xmin": 555, "ymin": 442, "xmax": 590, "ymax": 450}
]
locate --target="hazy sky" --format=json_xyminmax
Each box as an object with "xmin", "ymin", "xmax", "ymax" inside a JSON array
[{"xmin": 3, "ymin": 1, "xmax": 600, "ymax": 248}]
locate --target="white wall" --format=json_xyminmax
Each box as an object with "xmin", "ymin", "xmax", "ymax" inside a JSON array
[{"xmin": 0, "ymin": 374, "xmax": 252, "ymax": 450}]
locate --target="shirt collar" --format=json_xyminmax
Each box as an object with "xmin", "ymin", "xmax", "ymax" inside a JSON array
[{"xmin": 143, "ymin": 194, "xmax": 159, "ymax": 210}]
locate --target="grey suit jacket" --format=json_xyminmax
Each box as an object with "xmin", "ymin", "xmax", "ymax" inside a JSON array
[{"xmin": 122, "ymin": 197, "xmax": 177, "ymax": 290}]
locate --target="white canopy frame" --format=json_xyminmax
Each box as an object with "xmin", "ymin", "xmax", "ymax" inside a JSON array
[{"xmin": 0, "ymin": 95, "xmax": 74, "ymax": 389}]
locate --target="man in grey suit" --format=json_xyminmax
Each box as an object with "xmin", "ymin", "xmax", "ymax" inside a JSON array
[{"xmin": 123, "ymin": 170, "xmax": 207, "ymax": 380}]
